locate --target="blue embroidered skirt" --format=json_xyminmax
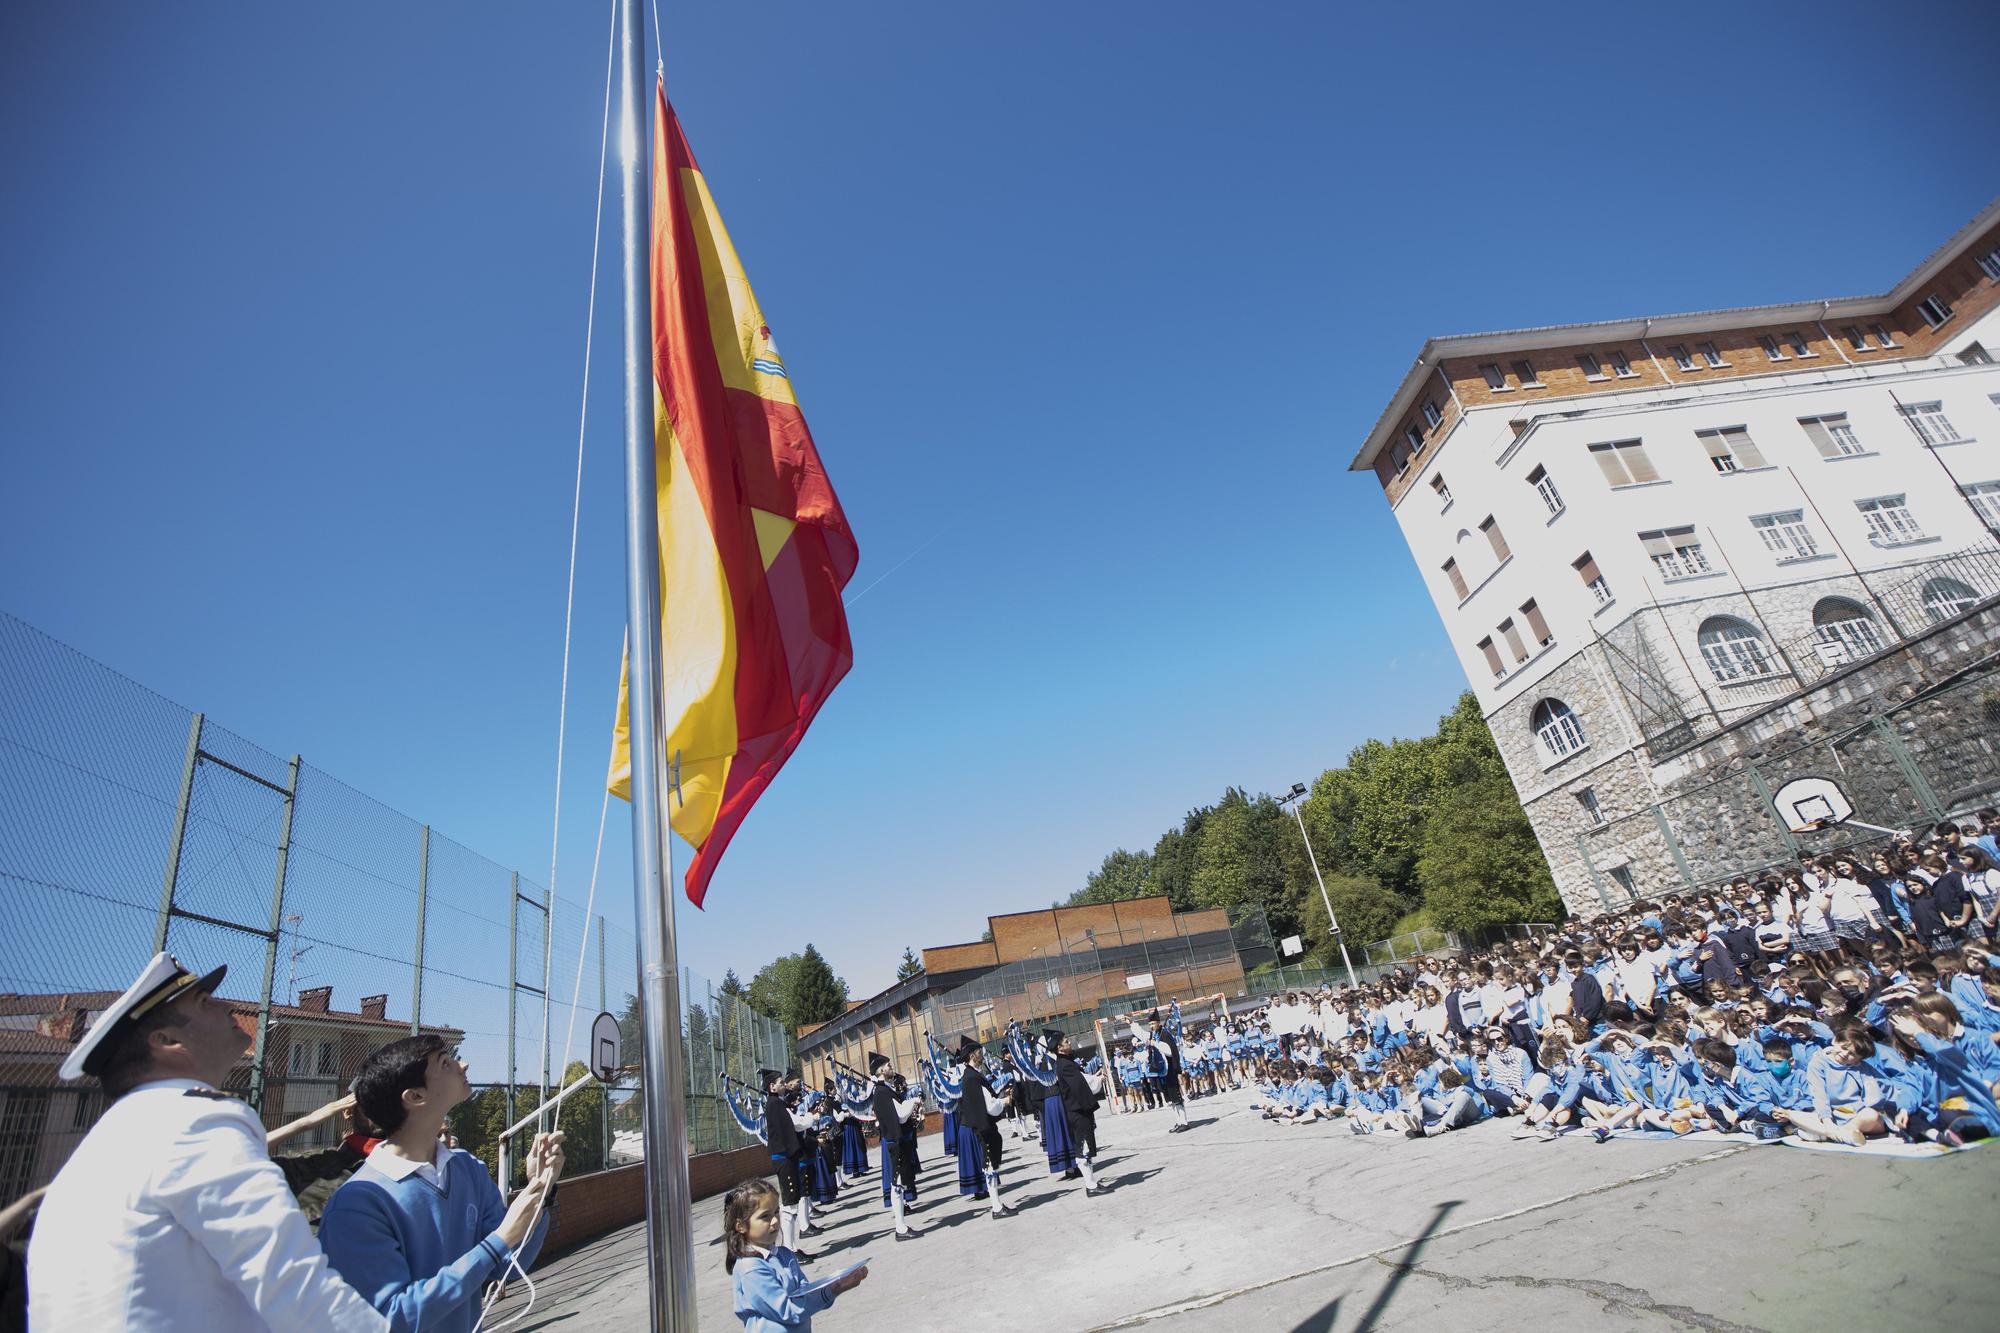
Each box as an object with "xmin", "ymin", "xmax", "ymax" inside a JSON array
[
  {"xmin": 840, "ymin": 1120, "xmax": 870, "ymax": 1176},
  {"xmin": 942, "ymin": 1109, "xmax": 958, "ymax": 1154},
  {"xmin": 955, "ymin": 1122, "xmax": 988, "ymax": 1195},
  {"xmin": 1040, "ymin": 1092, "xmax": 1077, "ymax": 1173}
]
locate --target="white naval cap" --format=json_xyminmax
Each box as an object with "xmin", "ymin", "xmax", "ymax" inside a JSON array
[{"xmin": 59, "ymin": 951, "xmax": 228, "ymax": 1082}]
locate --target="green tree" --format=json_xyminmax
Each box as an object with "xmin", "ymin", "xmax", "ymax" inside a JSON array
[
  {"xmin": 1416, "ymin": 775, "xmax": 1563, "ymax": 933},
  {"xmin": 1147, "ymin": 810, "xmax": 1208, "ymax": 910},
  {"xmin": 552, "ymin": 1058, "xmax": 607, "ymax": 1175},
  {"xmin": 1069, "ymin": 847, "xmax": 1154, "ymax": 906},
  {"xmin": 745, "ymin": 955, "xmax": 803, "ymax": 1024},
  {"xmin": 1297, "ymin": 873, "xmax": 1406, "ymax": 957},
  {"xmin": 718, "ymin": 968, "xmax": 745, "ymax": 997},
  {"xmin": 1190, "ymin": 788, "xmax": 1298, "ymax": 938},
  {"xmin": 747, "ymin": 946, "xmax": 850, "ymax": 1035},
  {"xmin": 895, "ymin": 948, "xmax": 924, "ymax": 980}
]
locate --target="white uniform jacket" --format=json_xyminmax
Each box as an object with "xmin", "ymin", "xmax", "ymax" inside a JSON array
[{"xmin": 28, "ymin": 1078, "xmax": 388, "ymax": 1331}]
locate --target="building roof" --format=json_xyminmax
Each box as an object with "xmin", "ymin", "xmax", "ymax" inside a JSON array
[
  {"xmin": 1348, "ymin": 196, "xmax": 2000, "ymax": 473},
  {"xmin": 0, "ymin": 990, "xmax": 464, "ymax": 1037}
]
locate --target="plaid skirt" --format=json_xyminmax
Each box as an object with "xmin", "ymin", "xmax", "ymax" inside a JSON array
[{"xmin": 1795, "ymin": 921, "xmax": 1839, "ymax": 953}]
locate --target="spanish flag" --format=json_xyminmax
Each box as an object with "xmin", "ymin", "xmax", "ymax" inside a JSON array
[{"xmin": 609, "ymin": 82, "xmax": 858, "ymax": 908}]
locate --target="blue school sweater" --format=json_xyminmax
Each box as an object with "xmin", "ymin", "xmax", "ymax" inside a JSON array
[
  {"xmin": 1805, "ymin": 1050, "xmax": 1885, "ymax": 1121},
  {"xmin": 733, "ymin": 1246, "xmax": 839, "ymax": 1332},
  {"xmin": 319, "ymin": 1148, "xmax": 548, "ymax": 1333},
  {"xmin": 1910, "ymin": 1031, "xmax": 2000, "ymax": 1132}
]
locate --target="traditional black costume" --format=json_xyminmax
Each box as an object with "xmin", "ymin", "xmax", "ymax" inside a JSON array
[{"xmin": 867, "ymin": 1053, "xmax": 923, "ymax": 1240}]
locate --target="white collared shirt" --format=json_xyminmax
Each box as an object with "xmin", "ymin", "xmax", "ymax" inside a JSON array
[
  {"xmin": 28, "ymin": 1078, "xmax": 388, "ymax": 1332},
  {"xmin": 362, "ymin": 1138, "xmax": 453, "ymax": 1188}
]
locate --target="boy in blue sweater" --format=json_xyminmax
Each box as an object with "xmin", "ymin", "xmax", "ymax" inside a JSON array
[{"xmin": 320, "ymin": 1035, "xmax": 562, "ymax": 1333}]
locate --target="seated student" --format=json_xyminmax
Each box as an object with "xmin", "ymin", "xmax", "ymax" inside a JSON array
[
  {"xmin": 1515, "ymin": 1036, "xmax": 1583, "ymax": 1141},
  {"xmin": 1882, "ymin": 996, "xmax": 2000, "ymax": 1145},
  {"xmin": 1469, "ymin": 1031, "xmax": 1532, "ymax": 1118},
  {"xmin": 1773, "ymin": 1020, "xmax": 1889, "ymax": 1146},
  {"xmin": 1575, "ymin": 1031, "xmax": 1652, "ymax": 1140},
  {"xmin": 1409, "ymin": 1063, "xmax": 1484, "ymax": 1139},
  {"xmin": 725, "ymin": 1179, "xmax": 866, "ymax": 1332},
  {"xmin": 1344, "ymin": 1073, "xmax": 1396, "ymax": 1135},
  {"xmin": 1739, "ymin": 1037, "xmax": 1813, "ymax": 1126},
  {"xmin": 320, "ymin": 1036, "xmax": 562, "ymax": 1333},
  {"xmin": 1683, "ymin": 1039, "xmax": 1765, "ymax": 1133}
]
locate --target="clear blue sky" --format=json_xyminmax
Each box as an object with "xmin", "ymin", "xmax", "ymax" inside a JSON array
[{"xmin": 4, "ymin": 3, "xmax": 1996, "ymax": 1006}]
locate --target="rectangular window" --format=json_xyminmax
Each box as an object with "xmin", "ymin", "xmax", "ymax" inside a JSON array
[
  {"xmin": 1871, "ymin": 322, "xmax": 1898, "ymax": 348},
  {"xmin": 289, "ymin": 1044, "xmax": 307, "ymax": 1076},
  {"xmin": 1480, "ymin": 515, "xmax": 1510, "ymax": 562},
  {"xmin": 1978, "ymin": 247, "xmax": 2000, "ymax": 282},
  {"xmin": 1609, "ymin": 865, "xmax": 1637, "ymax": 898},
  {"xmin": 1499, "ymin": 617, "xmax": 1528, "ymax": 663},
  {"xmin": 1609, "ymin": 350, "xmax": 1637, "ymax": 378},
  {"xmin": 1842, "ymin": 325, "xmax": 1871, "ymax": 352},
  {"xmin": 1751, "ymin": 509, "xmax": 1819, "ymax": 561},
  {"xmin": 1587, "ymin": 438, "xmax": 1659, "ymax": 487},
  {"xmin": 1527, "ymin": 464, "xmax": 1564, "ymax": 516},
  {"xmin": 1786, "ymin": 330, "xmax": 1813, "ymax": 357},
  {"xmin": 1640, "ymin": 526, "xmax": 1710, "ymax": 580},
  {"xmin": 1899, "ymin": 400, "xmax": 1964, "ymax": 446},
  {"xmin": 318, "ymin": 1040, "xmax": 336, "ymax": 1076},
  {"xmin": 1577, "ymin": 352, "xmax": 1606, "ymax": 381},
  {"xmin": 1423, "ymin": 398, "xmax": 1444, "ymax": 430},
  {"xmin": 1916, "ymin": 294, "xmax": 1953, "ymax": 329},
  {"xmin": 1521, "ymin": 598, "xmax": 1553, "ymax": 647},
  {"xmin": 1856, "ymin": 495, "xmax": 1925, "ymax": 546},
  {"xmin": 1443, "ymin": 557, "xmax": 1469, "ymax": 599},
  {"xmin": 1477, "ymin": 636, "xmax": 1504, "ymax": 679},
  {"xmin": 1513, "ymin": 359, "xmax": 1543, "ymax": 387},
  {"xmin": 1574, "ymin": 551, "xmax": 1612, "ymax": 606},
  {"xmin": 1698, "ymin": 341, "xmax": 1728, "ymax": 368},
  {"xmin": 1758, "ymin": 334, "xmax": 1787, "ymax": 362},
  {"xmin": 1961, "ymin": 480, "xmax": 2000, "ymax": 531},
  {"xmin": 1431, "ymin": 473, "xmax": 1451, "ymax": 504},
  {"xmin": 1799, "ymin": 413, "xmax": 1865, "ymax": 458},
  {"xmin": 1667, "ymin": 343, "xmax": 1697, "ymax": 371},
  {"xmin": 1696, "ymin": 426, "xmax": 1767, "ymax": 472},
  {"xmin": 1961, "ymin": 343, "xmax": 1995, "ymax": 366},
  {"xmin": 1480, "ymin": 363, "xmax": 1507, "ymax": 390},
  {"xmin": 1576, "ymin": 787, "xmax": 1606, "ymax": 826}
]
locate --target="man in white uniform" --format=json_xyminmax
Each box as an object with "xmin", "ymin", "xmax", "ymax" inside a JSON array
[{"xmin": 28, "ymin": 952, "xmax": 387, "ymax": 1331}]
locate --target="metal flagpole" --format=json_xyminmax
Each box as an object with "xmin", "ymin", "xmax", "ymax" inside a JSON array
[
  {"xmin": 616, "ymin": 0, "xmax": 697, "ymax": 1325},
  {"xmin": 1285, "ymin": 790, "xmax": 1358, "ymax": 990}
]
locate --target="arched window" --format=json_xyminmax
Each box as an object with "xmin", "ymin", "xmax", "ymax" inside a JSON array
[
  {"xmin": 1921, "ymin": 577, "xmax": 1980, "ymax": 624},
  {"xmin": 1810, "ymin": 597, "xmax": 1883, "ymax": 664},
  {"xmin": 1531, "ymin": 698, "xmax": 1586, "ymax": 761},
  {"xmin": 1697, "ymin": 615, "xmax": 1774, "ymax": 682}
]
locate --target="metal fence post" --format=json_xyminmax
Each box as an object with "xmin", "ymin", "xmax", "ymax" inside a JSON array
[
  {"xmin": 1745, "ymin": 766, "xmax": 1802, "ymax": 859},
  {"xmin": 506, "ymin": 870, "xmax": 519, "ymax": 1125},
  {"xmin": 410, "ymin": 825, "xmax": 429, "ymax": 1035},
  {"xmin": 599, "ymin": 913, "xmax": 612, "ymax": 1172},
  {"xmin": 249, "ymin": 755, "xmax": 300, "ymax": 1116},
  {"xmin": 1576, "ymin": 832, "xmax": 1614, "ymax": 909},
  {"xmin": 152, "ymin": 712, "xmax": 204, "ymax": 953},
  {"xmin": 1872, "ymin": 716, "xmax": 1946, "ymax": 823},
  {"xmin": 540, "ymin": 885, "xmax": 553, "ymax": 1106},
  {"xmin": 1650, "ymin": 804, "xmax": 1698, "ymax": 889}
]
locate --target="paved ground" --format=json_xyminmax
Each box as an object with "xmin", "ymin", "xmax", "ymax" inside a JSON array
[{"xmin": 494, "ymin": 1087, "xmax": 1999, "ymax": 1332}]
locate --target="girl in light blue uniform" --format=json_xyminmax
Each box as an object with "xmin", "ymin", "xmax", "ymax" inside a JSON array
[{"xmin": 726, "ymin": 1179, "xmax": 866, "ymax": 1333}]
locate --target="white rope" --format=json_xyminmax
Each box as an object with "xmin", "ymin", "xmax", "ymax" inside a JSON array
[{"xmin": 475, "ymin": 4, "xmax": 617, "ymax": 1331}]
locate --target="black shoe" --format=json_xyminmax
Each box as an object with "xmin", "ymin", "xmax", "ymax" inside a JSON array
[
  {"xmin": 1405, "ymin": 1126, "xmax": 1425, "ymax": 1139},
  {"xmin": 795, "ymin": 1250, "xmax": 818, "ymax": 1264},
  {"xmin": 801, "ymin": 1224, "xmax": 826, "ymax": 1237},
  {"xmin": 894, "ymin": 1228, "xmax": 921, "ymax": 1242},
  {"xmin": 1062, "ymin": 1168, "xmax": 1081, "ymax": 1180}
]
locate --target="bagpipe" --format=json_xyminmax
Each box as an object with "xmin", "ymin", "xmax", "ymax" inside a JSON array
[
  {"xmin": 829, "ymin": 1058, "xmax": 879, "ymax": 1119},
  {"xmin": 1004, "ymin": 1020, "xmax": 1058, "ymax": 1087},
  {"xmin": 716, "ymin": 1072, "xmax": 768, "ymax": 1145},
  {"xmin": 920, "ymin": 1032, "xmax": 963, "ymax": 1112}
]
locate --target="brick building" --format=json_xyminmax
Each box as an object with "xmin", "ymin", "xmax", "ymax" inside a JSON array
[{"xmin": 1350, "ymin": 201, "xmax": 2000, "ymax": 914}]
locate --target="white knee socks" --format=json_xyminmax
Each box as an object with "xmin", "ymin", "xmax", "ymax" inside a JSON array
[
  {"xmin": 891, "ymin": 1192, "xmax": 909, "ymax": 1234},
  {"xmin": 986, "ymin": 1168, "xmax": 1005, "ymax": 1214},
  {"xmin": 1078, "ymin": 1153, "xmax": 1098, "ymax": 1189}
]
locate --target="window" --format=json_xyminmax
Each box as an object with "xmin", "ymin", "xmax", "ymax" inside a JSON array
[
  {"xmin": 1757, "ymin": 335, "xmax": 1788, "ymax": 362},
  {"xmin": 1499, "ymin": 617, "xmax": 1528, "ymax": 663},
  {"xmin": 1961, "ymin": 480, "xmax": 2000, "ymax": 531},
  {"xmin": 1393, "ymin": 430, "xmax": 1418, "ymax": 473},
  {"xmin": 1811, "ymin": 597, "xmax": 1883, "ymax": 665},
  {"xmin": 1899, "ymin": 400, "xmax": 1964, "ymax": 445},
  {"xmin": 1480, "ymin": 515, "xmax": 1510, "ymax": 561},
  {"xmin": 1577, "ymin": 352, "xmax": 1606, "ymax": 381},
  {"xmin": 289, "ymin": 1043, "xmax": 308, "ymax": 1076},
  {"xmin": 1608, "ymin": 865, "xmax": 1637, "ymax": 899},
  {"xmin": 1841, "ymin": 325, "xmax": 1872, "ymax": 352},
  {"xmin": 0, "ymin": 1090, "xmax": 51, "ymax": 1203},
  {"xmin": 1698, "ymin": 341, "xmax": 1727, "ymax": 368},
  {"xmin": 1588, "ymin": 438, "xmax": 1659, "ymax": 487},
  {"xmin": 1856, "ymin": 495, "xmax": 1925, "ymax": 546},
  {"xmin": 1871, "ymin": 323, "xmax": 1898, "ymax": 348},
  {"xmin": 1513, "ymin": 359, "xmax": 1543, "ymax": 387},
  {"xmin": 1423, "ymin": 398, "xmax": 1444, "ymax": 431},
  {"xmin": 1916, "ymin": 294, "xmax": 1953, "ymax": 329},
  {"xmin": 1978, "ymin": 247, "xmax": 2000, "ymax": 282},
  {"xmin": 1751, "ymin": 510, "xmax": 1819, "ymax": 561},
  {"xmin": 70, "ymin": 1089, "xmax": 100, "ymax": 1131},
  {"xmin": 1696, "ymin": 425, "xmax": 1766, "ymax": 472},
  {"xmin": 1609, "ymin": 350, "xmax": 1638, "ymax": 378},
  {"xmin": 1443, "ymin": 557, "xmax": 1469, "ymax": 599},
  {"xmin": 1532, "ymin": 698, "xmax": 1586, "ymax": 760},
  {"xmin": 1641, "ymin": 526, "xmax": 1710, "ymax": 580},
  {"xmin": 1576, "ymin": 786, "xmax": 1606, "ymax": 826},
  {"xmin": 1574, "ymin": 551, "xmax": 1612, "ymax": 606},
  {"xmin": 1431, "ymin": 473, "xmax": 1451, "ymax": 504},
  {"xmin": 1521, "ymin": 598, "xmax": 1554, "ymax": 647},
  {"xmin": 1667, "ymin": 343, "xmax": 1696, "ymax": 371},
  {"xmin": 1921, "ymin": 577, "xmax": 1981, "ymax": 623},
  {"xmin": 1528, "ymin": 464, "xmax": 1564, "ymax": 516},
  {"xmin": 1698, "ymin": 615, "xmax": 1776, "ymax": 682},
  {"xmin": 1480, "ymin": 363, "xmax": 1508, "ymax": 390},
  {"xmin": 1799, "ymin": 412, "xmax": 1866, "ymax": 458},
  {"xmin": 1786, "ymin": 331, "xmax": 1813, "ymax": 357},
  {"xmin": 1477, "ymin": 636, "xmax": 1504, "ymax": 678},
  {"xmin": 1961, "ymin": 343, "xmax": 1994, "ymax": 366},
  {"xmin": 318, "ymin": 1040, "xmax": 336, "ymax": 1076}
]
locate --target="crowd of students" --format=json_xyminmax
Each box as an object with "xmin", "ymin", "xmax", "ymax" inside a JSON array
[{"xmin": 1119, "ymin": 815, "xmax": 2000, "ymax": 1148}]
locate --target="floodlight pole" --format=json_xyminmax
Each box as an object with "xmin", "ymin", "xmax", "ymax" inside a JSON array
[
  {"xmin": 1281, "ymin": 784, "xmax": 1358, "ymax": 990},
  {"xmin": 617, "ymin": 0, "xmax": 697, "ymax": 1327}
]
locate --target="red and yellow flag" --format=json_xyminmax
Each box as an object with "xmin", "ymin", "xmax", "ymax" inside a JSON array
[{"xmin": 609, "ymin": 83, "xmax": 858, "ymax": 908}]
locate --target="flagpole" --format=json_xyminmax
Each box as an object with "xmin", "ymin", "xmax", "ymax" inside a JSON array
[{"xmin": 616, "ymin": 0, "xmax": 697, "ymax": 1327}]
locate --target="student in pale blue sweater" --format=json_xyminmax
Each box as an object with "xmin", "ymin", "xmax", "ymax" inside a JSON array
[
  {"xmin": 320, "ymin": 1035, "xmax": 562, "ymax": 1333},
  {"xmin": 727, "ymin": 1179, "xmax": 866, "ymax": 1332}
]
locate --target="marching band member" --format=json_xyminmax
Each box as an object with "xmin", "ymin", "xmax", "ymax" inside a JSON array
[
  {"xmin": 1049, "ymin": 1031, "xmax": 1107, "ymax": 1196},
  {"xmin": 866, "ymin": 1053, "xmax": 924, "ymax": 1241},
  {"xmin": 952, "ymin": 1037, "xmax": 1016, "ymax": 1219},
  {"xmin": 27, "ymin": 953, "xmax": 389, "ymax": 1331},
  {"xmin": 757, "ymin": 1069, "xmax": 817, "ymax": 1251}
]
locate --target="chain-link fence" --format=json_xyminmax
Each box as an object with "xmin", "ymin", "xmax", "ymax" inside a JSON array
[{"xmin": 0, "ymin": 610, "xmax": 789, "ymax": 1209}]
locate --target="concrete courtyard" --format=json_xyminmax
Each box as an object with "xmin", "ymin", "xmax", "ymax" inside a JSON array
[{"xmin": 495, "ymin": 1086, "xmax": 1998, "ymax": 1332}]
